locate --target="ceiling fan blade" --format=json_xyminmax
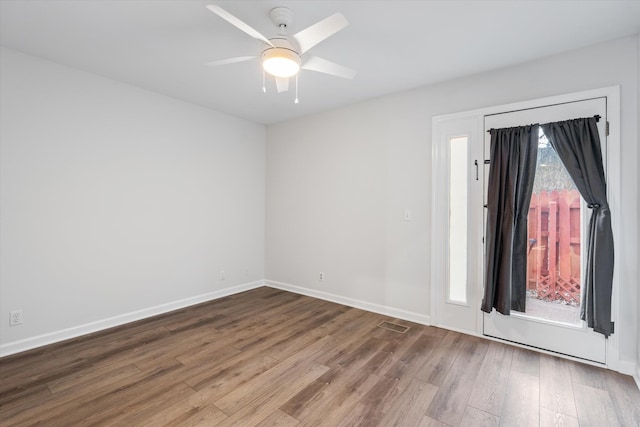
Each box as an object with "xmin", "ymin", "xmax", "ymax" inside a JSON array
[
  {"xmin": 206, "ymin": 56, "xmax": 258, "ymax": 67},
  {"xmin": 206, "ymin": 5, "xmax": 273, "ymax": 47},
  {"xmin": 293, "ymin": 12, "xmax": 348, "ymax": 54},
  {"xmin": 275, "ymin": 77, "xmax": 290, "ymax": 93},
  {"xmin": 302, "ymin": 56, "xmax": 357, "ymax": 79}
]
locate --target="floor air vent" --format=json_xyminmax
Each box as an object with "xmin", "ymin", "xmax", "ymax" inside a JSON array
[{"xmin": 377, "ymin": 321, "xmax": 410, "ymax": 334}]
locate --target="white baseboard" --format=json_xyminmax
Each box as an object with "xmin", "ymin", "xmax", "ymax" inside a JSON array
[
  {"xmin": 635, "ymin": 362, "xmax": 640, "ymax": 391},
  {"xmin": 0, "ymin": 280, "xmax": 265, "ymax": 357},
  {"xmin": 265, "ymin": 280, "xmax": 430, "ymax": 326},
  {"xmin": 615, "ymin": 359, "xmax": 637, "ymax": 376}
]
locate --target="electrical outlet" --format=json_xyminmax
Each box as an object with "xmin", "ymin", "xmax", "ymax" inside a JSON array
[
  {"xmin": 220, "ymin": 270, "xmax": 225, "ymax": 280},
  {"xmin": 9, "ymin": 310, "xmax": 22, "ymax": 326},
  {"xmin": 319, "ymin": 272, "xmax": 325, "ymax": 281}
]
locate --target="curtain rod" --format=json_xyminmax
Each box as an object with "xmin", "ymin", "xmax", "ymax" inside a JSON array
[{"xmin": 486, "ymin": 114, "xmax": 600, "ymax": 133}]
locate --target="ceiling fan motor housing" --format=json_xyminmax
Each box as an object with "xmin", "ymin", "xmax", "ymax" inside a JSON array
[{"xmin": 263, "ymin": 6, "xmax": 301, "ymax": 72}]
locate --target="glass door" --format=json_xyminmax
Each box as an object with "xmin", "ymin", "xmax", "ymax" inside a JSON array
[{"xmin": 482, "ymin": 98, "xmax": 608, "ymax": 363}]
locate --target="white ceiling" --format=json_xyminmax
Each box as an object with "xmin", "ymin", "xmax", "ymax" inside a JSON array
[{"xmin": 1, "ymin": 0, "xmax": 639, "ymax": 124}]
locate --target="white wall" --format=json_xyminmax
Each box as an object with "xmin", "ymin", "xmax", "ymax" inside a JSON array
[
  {"xmin": 266, "ymin": 95, "xmax": 431, "ymax": 323},
  {"xmin": 0, "ymin": 47, "xmax": 266, "ymax": 355},
  {"xmin": 636, "ymin": 34, "xmax": 640, "ymax": 384},
  {"xmin": 266, "ymin": 35, "xmax": 639, "ymax": 368}
]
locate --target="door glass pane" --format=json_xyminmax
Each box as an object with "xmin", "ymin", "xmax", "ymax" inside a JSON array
[
  {"xmin": 525, "ymin": 129, "xmax": 581, "ymax": 325},
  {"xmin": 449, "ymin": 136, "xmax": 468, "ymax": 303}
]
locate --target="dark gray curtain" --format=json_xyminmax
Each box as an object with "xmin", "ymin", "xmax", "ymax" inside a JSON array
[
  {"xmin": 482, "ymin": 125, "xmax": 538, "ymax": 315},
  {"xmin": 541, "ymin": 117, "xmax": 614, "ymax": 337}
]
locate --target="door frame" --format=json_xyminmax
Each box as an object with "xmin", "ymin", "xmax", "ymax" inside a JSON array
[{"xmin": 430, "ymin": 86, "xmax": 621, "ymax": 370}]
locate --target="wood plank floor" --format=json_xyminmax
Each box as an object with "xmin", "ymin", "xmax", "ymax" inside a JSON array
[{"xmin": 1, "ymin": 287, "xmax": 639, "ymax": 426}]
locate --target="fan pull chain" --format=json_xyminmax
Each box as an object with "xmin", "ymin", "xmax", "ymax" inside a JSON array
[
  {"xmin": 294, "ymin": 74, "xmax": 299, "ymax": 104},
  {"xmin": 262, "ymin": 69, "xmax": 266, "ymax": 93}
]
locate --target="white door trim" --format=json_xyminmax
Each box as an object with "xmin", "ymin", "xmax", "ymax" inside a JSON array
[{"xmin": 431, "ymin": 86, "xmax": 621, "ymax": 370}]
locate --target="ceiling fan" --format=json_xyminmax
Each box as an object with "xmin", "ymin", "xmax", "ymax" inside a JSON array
[{"xmin": 205, "ymin": 4, "xmax": 357, "ymax": 103}]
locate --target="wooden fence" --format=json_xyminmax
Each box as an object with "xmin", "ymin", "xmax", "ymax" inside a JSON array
[{"xmin": 527, "ymin": 189, "xmax": 581, "ymax": 304}]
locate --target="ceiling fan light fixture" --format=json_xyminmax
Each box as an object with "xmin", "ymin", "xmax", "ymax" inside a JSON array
[{"xmin": 262, "ymin": 47, "xmax": 301, "ymax": 78}]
